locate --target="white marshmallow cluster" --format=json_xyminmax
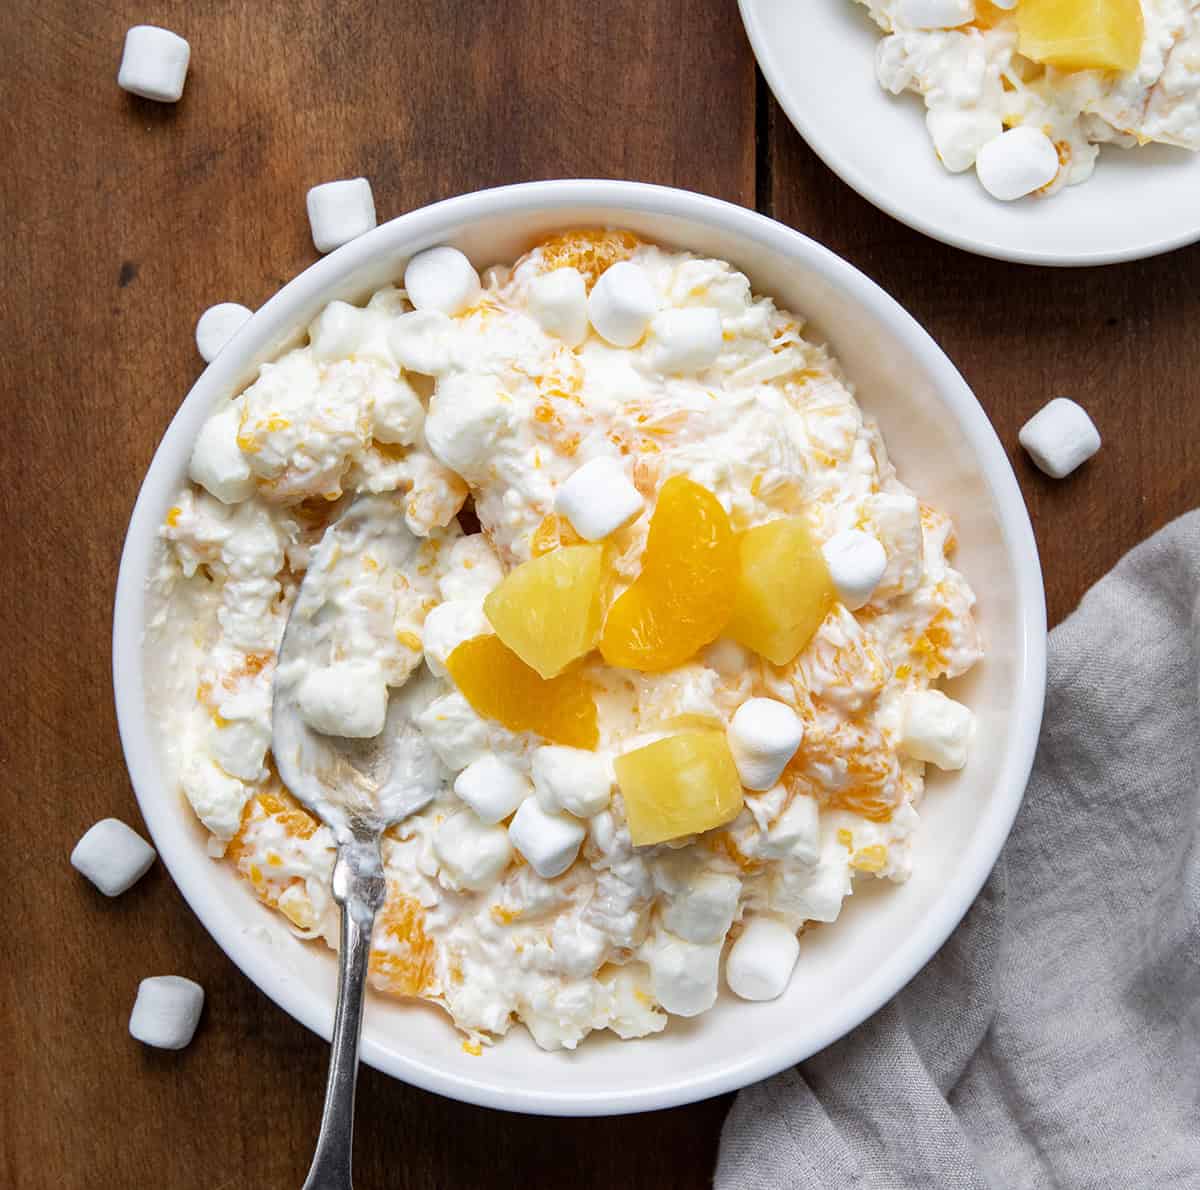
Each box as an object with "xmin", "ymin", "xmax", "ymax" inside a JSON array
[
  {"xmin": 896, "ymin": 0, "xmax": 975, "ymax": 28},
  {"xmin": 976, "ymin": 127, "xmax": 1060, "ymax": 201},
  {"xmin": 587, "ymin": 261, "xmax": 657, "ymax": 347},
  {"xmin": 188, "ymin": 404, "xmax": 254, "ymax": 504},
  {"xmin": 118, "ymin": 26, "xmax": 190, "ymax": 103},
  {"xmin": 727, "ymin": 699, "xmax": 804, "ymax": 791},
  {"xmin": 528, "ymin": 267, "xmax": 588, "ymax": 346},
  {"xmin": 129, "ymin": 976, "xmax": 205, "ymax": 1049},
  {"xmin": 1019, "ymin": 398, "xmax": 1101, "ymax": 478},
  {"xmin": 434, "ymin": 811, "xmax": 513, "ymax": 892},
  {"xmin": 306, "ymin": 178, "xmax": 377, "ymax": 254},
  {"xmin": 649, "ymin": 308, "xmax": 723, "ymax": 374},
  {"xmin": 822, "ymin": 529, "xmax": 887, "ymax": 611},
  {"xmin": 388, "ymin": 309, "xmax": 454, "ymax": 376},
  {"xmin": 507, "ymin": 797, "xmax": 585, "ymax": 879},
  {"xmin": 295, "ymin": 659, "xmax": 389, "ymax": 739},
  {"xmin": 453, "ymin": 755, "xmax": 530, "ymax": 824},
  {"xmin": 532, "ymin": 746, "xmax": 613, "ymax": 818},
  {"xmin": 195, "ymin": 303, "xmax": 252, "ymax": 363},
  {"xmin": 404, "ymin": 247, "xmax": 481, "ymax": 316},
  {"xmin": 725, "ymin": 918, "xmax": 800, "ymax": 1001},
  {"xmin": 71, "ymin": 818, "xmax": 156, "ymax": 897},
  {"xmin": 554, "ymin": 457, "xmax": 644, "ymax": 542},
  {"xmin": 899, "ymin": 688, "xmax": 974, "ymax": 770}
]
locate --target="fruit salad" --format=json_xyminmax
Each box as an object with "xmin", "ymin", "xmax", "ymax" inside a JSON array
[
  {"xmin": 853, "ymin": 0, "xmax": 1200, "ymax": 199},
  {"xmin": 152, "ymin": 230, "xmax": 983, "ymax": 1051}
]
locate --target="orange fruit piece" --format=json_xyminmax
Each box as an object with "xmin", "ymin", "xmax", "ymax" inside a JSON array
[
  {"xmin": 369, "ymin": 887, "xmax": 436, "ymax": 997},
  {"xmin": 599, "ymin": 476, "xmax": 737, "ymax": 672},
  {"xmin": 446, "ymin": 634, "xmax": 599, "ymax": 749}
]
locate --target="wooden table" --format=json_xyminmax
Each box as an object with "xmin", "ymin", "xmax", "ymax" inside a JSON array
[{"xmin": 4, "ymin": 2, "xmax": 1196, "ymax": 1186}]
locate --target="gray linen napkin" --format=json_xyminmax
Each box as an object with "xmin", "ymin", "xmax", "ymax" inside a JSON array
[{"xmin": 716, "ymin": 510, "xmax": 1200, "ymax": 1190}]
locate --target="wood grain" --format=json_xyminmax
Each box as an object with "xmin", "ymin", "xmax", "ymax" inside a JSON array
[{"xmin": 3, "ymin": 0, "xmax": 1197, "ymax": 1186}]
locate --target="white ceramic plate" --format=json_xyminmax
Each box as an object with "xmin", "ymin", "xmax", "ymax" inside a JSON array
[
  {"xmin": 740, "ymin": 0, "xmax": 1200, "ymax": 265},
  {"xmin": 113, "ymin": 180, "xmax": 1046, "ymax": 1115}
]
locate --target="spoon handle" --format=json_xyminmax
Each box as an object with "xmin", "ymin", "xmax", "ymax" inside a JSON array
[{"xmin": 302, "ymin": 837, "xmax": 387, "ymax": 1190}]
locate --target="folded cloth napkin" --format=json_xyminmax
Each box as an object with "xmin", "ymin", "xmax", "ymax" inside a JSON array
[{"xmin": 716, "ymin": 511, "xmax": 1200, "ymax": 1190}]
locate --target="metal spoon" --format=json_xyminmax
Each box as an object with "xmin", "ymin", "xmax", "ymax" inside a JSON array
[{"xmin": 271, "ymin": 493, "xmax": 444, "ymax": 1190}]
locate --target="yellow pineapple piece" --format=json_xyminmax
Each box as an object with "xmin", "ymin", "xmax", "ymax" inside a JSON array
[
  {"xmin": 483, "ymin": 544, "xmax": 606, "ymax": 678},
  {"xmin": 1017, "ymin": 0, "xmax": 1143, "ymax": 72},
  {"xmin": 614, "ymin": 730, "xmax": 744, "ymax": 846},
  {"xmin": 725, "ymin": 518, "xmax": 836, "ymax": 666}
]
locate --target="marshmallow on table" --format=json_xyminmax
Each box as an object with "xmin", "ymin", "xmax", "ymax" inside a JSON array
[
  {"xmin": 661, "ymin": 872, "xmax": 740, "ymax": 945},
  {"xmin": 404, "ymin": 247, "xmax": 481, "ymax": 316},
  {"xmin": 453, "ymin": 754, "xmax": 531, "ymax": 824},
  {"xmin": 528, "ymin": 267, "xmax": 588, "ymax": 347},
  {"xmin": 926, "ymin": 108, "xmax": 1003, "ymax": 173},
  {"xmin": 727, "ymin": 699, "xmax": 804, "ymax": 791},
  {"xmin": 822, "ymin": 529, "xmax": 888, "ymax": 611},
  {"xmin": 296, "ymin": 660, "xmax": 389, "ymax": 739},
  {"xmin": 306, "ymin": 178, "xmax": 377, "ymax": 254},
  {"xmin": 188, "ymin": 405, "xmax": 255, "ymax": 504},
  {"xmin": 71, "ymin": 818, "xmax": 156, "ymax": 897},
  {"xmin": 532, "ymin": 746, "xmax": 613, "ymax": 818},
  {"xmin": 587, "ymin": 261, "xmax": 658, "ymax": 347},
  {"xmin": 725, "ymin": 917, "xmax": 800, "ymax": 1002},
  {"xmin": 899, "ymin": 688, "xmax": 974, "ymax": 770},
  {"xmin": 389, "ymin": 309, "xmax": 455, "ymax": 376},
  {"xmin": 896, "ymin": 0, "xmax": 975, "ymax": 28},
  {"xmin": 118, "ymin": 26, "xmax": 190, "ymax": 102},
  {"xmin": 1019, "ymin": 398, "xmax": 1101, "ymax": 478},
  {"xmin": 195, "ymin": 303, "xmax": 252, "ymax": 364},
  {"xmin": 434, "ymin": 811, "xmax": 513, "ymax": 892},
  {"xmin": 129, "ymin": 976, "xmax": 205, "ymax": 1050},
  {"xmin": 508, "ymin": 797, "xmax": 585, "ymax": 879},
  {"xmin": 649, "ymin": 935, "xmax": 722, "ymax": 1017},
  {"xmin": 649, "ymin": 308, "xmax": 723, "ymax": 374},
  {"xmin": 554, "ymin": 457, "xmax": 644, "ymax": 542},
  {"xmin": 976, "ymin": 127, "xmax": 1060, "ymax": 201}
]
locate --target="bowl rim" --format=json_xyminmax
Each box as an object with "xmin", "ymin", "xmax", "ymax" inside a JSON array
[
  {"xmin": 738, "ymin": 0, "xmax": 1200, "ymax": 267},
  {"xmin": 113, "ymin": 178, "xmax": 1046, "ymax": 1115}
]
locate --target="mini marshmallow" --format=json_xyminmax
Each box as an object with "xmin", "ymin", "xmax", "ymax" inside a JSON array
[
  {"xmin": 306, "ymin": 178, "xmax": 377, "ymax": 254},
  {"xmin": 188, "ymin": 405, "xmax": 254, "ymax": 504},
  {"xmin": 897, "ymin": 0, "xmax": 975, "ymax": 28},
  {"xmin": 760, "ymin": 793, "xmax": 821, "ymax": 865},
  {"xmin": 649, "ymin": 935, "xmax": 722, "ymax": 1017},
  {"xmin": 508, "ymin": 797, "xmax": 585, "ymax": 879},
  {"xmin": 727, "ymin": 699, "xmax": 804, "ymax": 791},
  {"xmin": 296, "ymin": 660, "xmax": 389, "ymax": 739},
  {"xmin": 554, "ymin": 457, "xmax": 644, "ymax": 542},
  {"xmin": 649, "ymin": 308, "xmax": 723, "ymax": 374},
  {"xmin": 528, "ymin": 267, "xmax": 588, "ymax": 347},
  {"xmin": 900, "ymin": 688, "xmax": 974, "ymax": 770},
  {"xmin": 453, "ymin": 755, "xmax": 531, "ymax": 824},
  {"xmin": 661, "ymin": 872, "xmax": 740, "ymax": 945},
  {"xmin": 926, "ymin": 107, "xmax": 1003, "ymax": 173},
  {"xmin": 587, "ymin": 261, "xmax": 657, "ymax": 347},
  {"xmin": 725, "ymin": 918, "xmax": 800, "ymax": 1002},
  {"xmin": 1019, "ymin": 398, "xmax": 1101, "ymax": 478},
  {"xmin": 434, "ymin": 811, "xmax": 513, "ymax": 892},
  {"xmin": 388, "ymin": 309, "xmax": 455, "ymax": 376},
  {"xmin": 769, "ymin": 842, "xmax": 852, "ymax": 924},
  {"xmin": 421, "ymin": 600, "xmax": 492, "ymax": 677},
  {"xmin": 822, "ymin": 529, "xmax": 888, "ymax": 611},
  {"xmin": 71, "ymin": 818, "xmax": 156, "ymax": 897},
  {"xmin": 704, "ymin": 638, "xmax": 750, "ymax": 677},
  {"xmin": 117, "ymin": 26, "xmax": 190, "ymax": 102},
  {"xmin": 532, "ymin": 746, "xmax": 613, "ymax": 818},
  {"xmin": 129, "ymin": 976, "xmax": 204, "ymax": 1050},
  {"xmin": 195, "ymin": 303, "xmax": 252, "ymax": 363},
  {"xmin": 308, "ymin": 301, "xmax": 393, "ymax": 368},
  {"xmin": 976, "ymin": 127, "xmax": 1059, "ymax": 201},
  {"xmin": 404, "ymin": 247, "xmax": 481, "ymax": 316}
]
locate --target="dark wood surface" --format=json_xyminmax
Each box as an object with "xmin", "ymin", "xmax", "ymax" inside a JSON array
[{"xmin": 2, "ymin": 2, "xmax": 1196, "ymax": 1188}]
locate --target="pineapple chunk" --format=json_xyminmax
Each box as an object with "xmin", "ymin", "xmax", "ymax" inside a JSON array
[
  {"xmin": 1017, "ymin": 0, "xmax": 1143, "ymax": 73},
  {"xmin": 726, "ymin": 518, "xmax": 836, "ymax": 666},
  {"xmin": 614, "ymin": 730, "xmax": 743, "ymax": 846},
  {"xmin": 483, "ymin": 545, "xmax": 606, "ymax": 679}
]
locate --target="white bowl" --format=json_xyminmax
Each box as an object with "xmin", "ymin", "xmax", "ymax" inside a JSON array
[
  {"xmin": 740, "ymin": 0, "xmax": 1200, "ymax": 266},
  {"xmin": 113, "ymin": 179, "xmax": 1046, "ymax": 1115}
]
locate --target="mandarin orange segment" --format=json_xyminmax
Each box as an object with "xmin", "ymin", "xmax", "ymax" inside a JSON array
[
  {"xmin": 725, "ymin": 517, "xmax": 836, "ymax": 666},
  {"xmin": 1017, "ymin": 0, "xmax": 1143, "ymax": 72},
  {"xmin": 483, "ymin": 544, "xmax": 606, "ymax": 678},
  {"xmin": 614, "ymin": 730, "xmax": 744, "ymax": 846},
  {"xmin": 369, "ymin": 887, "xmax": 436, "ymax": 997},
  {"xmin": 446, "ymin": 634, "xmax": 599, "ymax": 749},
  {"xmin": 537, "ymin": 229, "xmax": 640, "ymax": 288},
  {"xmin": 599, "ymin": 476, "xmax": 737, "ymax": 672},
  {"xmin": 530, "ymin": 513, "xmax": 585, "ymax": 558}
]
